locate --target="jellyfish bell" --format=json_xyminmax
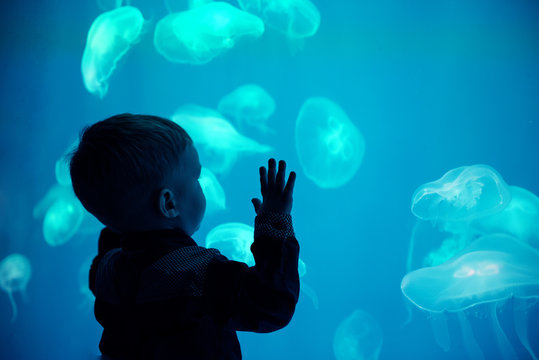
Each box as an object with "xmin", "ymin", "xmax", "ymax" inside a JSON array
[
  {"xmin": 238, "ymin": 0, "xmax": 321, "ymax": 39},
  {"xmin": 205, "ymin": 222, "xmax": 255, "ymax": 265},
  {"xmin": 81, "ymin": 6, "xmax": 145, "ymax": 98},
  {"xmin": 154, "ymin": 2, "xmax": 264, "ymax": 65},
  {"xmin": 333, "ymin": 309, "xmax": 383, "ymax": 360},
  {"xmin": 172, "ymin": 104, "xmax": 272, "ymax": 174},
  {"xmin": 0, "ymin": 253, "xmax": 32, "ymax": 323},
  {"xmin": 217, "ymin": 84, "xmax": 276, "ymax": 133},
  {"xmin": 198, "ymin": 167, "xmax": 226, "ymax": 215},
  {"xmin": 401, "ymin": 234, "xmax": 539, "ymax": 360},
  {"xmin": 411, "ymin": 165, "xmax": 512, "ymax": 223},
  {"xmin": 295, "ymin": 97, "xmax": 365, "ymax": 189}
]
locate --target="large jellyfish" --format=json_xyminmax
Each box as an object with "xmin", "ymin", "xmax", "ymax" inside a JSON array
[
  {"xmin": 238, "ymin": 0, "xmax": 320, "ymax": 39},
  {"xmin": 411, "ymin": 165, "xmax": 512, "ymax": 223},
  {"xmin": 402, "ymin": 234, "xmax": 539, "ymax": 360},
  {"xmin": 81, "ymin": 6, "xmax": 144, "ymax": 98},
  {"xmin": 217, "ymin": 84, "xmax": 276, "ymax": 134},
  {"xmin": 33, "ymin": 185, "xmax": 85, "ymax": 247},
  {"xmin": 154, "ymin": 2, "xmax": 264, "ymax": 65},
  {"xmin": 333, "ymin": 309, "xmax": 383, "ymax": 360},
  {"xmin": 0, "ymin": 254, "xmax": 32, "ymax": 323},
  {"xmin": 469, "ymin": 186, "xmax": 539, "ymax": 249},
  {"xmin": 199, "ymin": 167, "xmax": 226, "ymax": 215},
  {"xmin": 172, "ymin": 104, "xmax": 272, "ymax": 174},
  {"xmin": 205, "ymin": 222, "xmax": 318, "ymax": 307},
  {"xmin": 295, "ymin": 97, "xmax": 365, "ymax": 189}
]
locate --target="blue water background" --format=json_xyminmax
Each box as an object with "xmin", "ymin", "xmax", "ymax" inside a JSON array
[{"xmin": 0, "ymin": 0, "xmax": 538, "ymax": 359}]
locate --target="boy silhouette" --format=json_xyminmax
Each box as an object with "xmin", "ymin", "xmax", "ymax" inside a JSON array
[{"xmin": 69, "ymin": 114, "xmax": 299, "ymax": 359}]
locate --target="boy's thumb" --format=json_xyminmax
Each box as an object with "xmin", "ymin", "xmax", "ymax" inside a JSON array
[{"xmin": 251, "ymin": 198, "xmax": 261, "ymax": 213}]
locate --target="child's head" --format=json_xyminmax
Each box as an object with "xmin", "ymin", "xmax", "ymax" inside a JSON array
[{"xmin": 70, "ymin": 113, "xmax": 206, "ymax": 235}]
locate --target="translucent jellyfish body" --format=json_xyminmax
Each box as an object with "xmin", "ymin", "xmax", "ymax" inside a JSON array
[
  {"xmin": 199, "ymin": 167, "xmax": 226, "ymax": 215},
  {"xmin": 470, "ymin": 186, "xmax": 539, "ymax": 248},
  {"xmin": 154, "ymin": 2, "xmax": 264, "ymax": 65},
  {"xmin": 81, "ymin": 6, "xmax": 144, "ymax": 98},
  {"xmin": 205, "ymin": 222, "xmax": 318, "ymax": 307},
  {"xmin": 238, "ymin": 0, "xmax": 320, "ymax": 38},
  {"xmin": 411, "ymin": 165, "xmax": 511, "ymax": 222},
  {"xmin": 217, "ymin": 84, "xmax": 276, "ymax": 133},
  {"xmin": 295, "ymin": 97, "xmax": 365, "ymax": 189},
  {"xmin": 54, "ymin": 140, "xmax": 79, "ymax": 186},
  {"xmin": 333, "ymin": 309, "xmax": 383, "ymax": 360},
  {"xmin": 33, "ymin": 185, "xmax": 84, "ymax": 247},
  {"xmin": 0, "ymin": 254, "xmax": 32, "ymax": 322},
  {"xmin": 172, "ymin": 104, "xmax": 272, "ymax": 174},
  {"xmin": 401, "ymin": 234, "xmax": 539, "ymax": 360}
]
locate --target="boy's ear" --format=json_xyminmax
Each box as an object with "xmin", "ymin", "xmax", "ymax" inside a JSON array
[{"xmin": 158, "ymin": 188, "xmax": 179, "ymax": 218}]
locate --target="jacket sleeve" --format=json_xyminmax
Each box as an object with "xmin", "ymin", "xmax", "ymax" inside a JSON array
[{"xmin": 204, "ymin": 213, "xmax": 300, "ymax": 333}]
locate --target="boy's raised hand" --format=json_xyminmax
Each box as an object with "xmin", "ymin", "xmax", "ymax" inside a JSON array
[{"xmin": 252, "ymin": 159, "xmax": 296, "ymax": 215}]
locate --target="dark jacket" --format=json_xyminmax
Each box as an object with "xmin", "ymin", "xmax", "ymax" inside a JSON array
[{"xmin": 89, "ymin": 213, "xmax": 300, "ymax": 360}]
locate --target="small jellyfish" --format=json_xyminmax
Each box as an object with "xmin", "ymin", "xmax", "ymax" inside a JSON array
[
  {"xmin": 411, "ymin": 165, "xmax": 512, "ymax": 223},
  {"xmin": 34, "ymin": 185, "xmax": 84, "ymax": 247},
  {"xmin": 81, "ymin": 6, "xmax": 145, "ymax": 98},
  {"xmin": 470, "ymin": 186, "xmax": 539, "ymax": 248},
  {"xmin": 172, "ymin": 104, "xmax": 272, "ymax": 174},
  {"xmin": 54, "ymin": 139, "xmax": 79, "ymax": 186},
  {"xmin": 401, "ymin": 234, "xmax": 539, "ymax": 360},
  {"xmin": 238, "ymin": 0, "xmax": 320, "ymax": 38},
  {"xmin": 206, "ymin": 222, "xmax": 256, "ymax": 265},
  {"xmin": 198, "ymin": 167, "xmax": 226, "ymax": 215},
  {"xmin": 217, "ymin": 84, "xmax": 276, "ymax": 134},
  {"xmin": 206, "ymin": 222, "xmax": 318, "ymax": 307},
  {"xmin": 333, "ymin": 309, "xmax": 383, "ymax": 360},
  {"xmin": 154, "ymin": 2, "xmax": 264, "ymax": 65},
  {"xmin": 0, "ymin": 254, "xmax": 32, "ymax": 323},
  {"xmin": 295, "ymin": 97, "xmax": 365, "ymax": 189}
]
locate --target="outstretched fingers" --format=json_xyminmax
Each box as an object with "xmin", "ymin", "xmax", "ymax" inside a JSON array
[
  {"xmin": 276, "ymin": 160, "xmax": 286, "ymax": 191},
  {"xmin": 283, "ymin": 171, "xmax": 296, "ymax": 199}
]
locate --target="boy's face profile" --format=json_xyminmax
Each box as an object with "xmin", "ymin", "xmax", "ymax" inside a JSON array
[{"xmin": 165, "ymin": 143, "xmax": 206, "ymax": 236}]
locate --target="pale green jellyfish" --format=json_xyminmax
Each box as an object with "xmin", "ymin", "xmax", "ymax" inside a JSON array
[
  {"xmin": 154, "ymin": 2, "xmax": 264, "ymax": 65},
  {"xmin": 401, "ymin": 234, "xmax": 539, "ymax": 360},
  {"xmin": 81, "ymin": 6, "xmax": 144, "ymax": 98},
  {"xmin": 411, "ymin": 165, "xmax": 512, "ymax": 223},
  {"xmin": 295, "ymin": 97, "xmax": 365, "ymax": 189},
  {"xmin": 199, "ymin": 167, "xmax": 226, "ymax": 215},
  {"xmin": 470, "ymin": 186, "xmax": 539, "ymax": 248},
  {"xmin": 333, "ymin": 309, "xmax": 383, "ymax": 360},
  {"xmin": 172, "ymin": 104, "xmax": 272, "ymax": 174},
  {"xmin": 217, "ymin": 84, "xmax": 276, "ymax": 134},
  {"xmin": 0, "ymin": 254, "xmax": 31, "ymax": 323},
  {"xmin": 54, "ymin": 139, "xmax": 79, "ymax": 186},
  {"xmin": 238, "ymin": 0, "xmax": 320, "ymax": 38},
  {"xmin": 205, "ymin": 222, "xmax": 318, "ymax": 308},
  {"xmin": 33, "ymin": 185, "xmax": 84, "ymax": 247}
]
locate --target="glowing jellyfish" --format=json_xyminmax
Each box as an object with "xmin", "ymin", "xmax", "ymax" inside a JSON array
[
  {"xmin": 78, "ymin": 257, "xmax": 95, "ymax": 310},
  {"xmin": 217, "ymin": 84, "xmax": 276, "ymax": 133},
  {"xmin": 333, "ymin": 309, "xmax": 383, "ymax": 360},
  {"xmin": 411, "ymin": 165, "xmax": 512, "ymax": 223},
  {"xmin": 295, "ymin": 97, "xmax": 365, "ymax": 189},
  {"xmin": 199, "ymin": 167, "xmax": 226, "ymax": 215},
  {"xmin": 33, "ymin": 185, "xmax": 84, "ymax": 247},
  {"xmin": 0, "ymin": 254, "xmax": 31, "ymax": 323},
  {"xmin": 470, "ymin": 186, "xmax": 539, "ymax": 248},
  {"xmin": 401, "ymin": 234, "xmax": 539, "ymax": 360},
  {"xmin": 81, "ymin": 6, "xmax": 144, "ymax": 98},
  {"xmin": 238, "ymin": 0, "xmax": 320, "ymax": 38},
  {"xmin": 54, "ymin": 140, "xmax": 79, "ymax": 186},
  {"xmin": 206, "ymin": 222, "xmax": 318, "ymax": 307},
  {"xmin": 154, "ymin": 2, "xmax": 264, "ymax": 65},
  {"xmin": 172, "ymin": 104, "xmax": 272, "ymax": 174}
]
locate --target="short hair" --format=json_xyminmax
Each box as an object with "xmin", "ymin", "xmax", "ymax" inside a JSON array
[{"xmin": 69, "ymin": 114, "xmax": 192, "ymax": 230}]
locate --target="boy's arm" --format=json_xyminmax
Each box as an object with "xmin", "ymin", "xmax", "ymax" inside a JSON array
[
  {"xmin": 205, "ymin": 159, "xmax": 300, "ymax": 332},
  {"xmin": 89, "ymin": 227, "xmax": 122, "ymax": 295}
]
